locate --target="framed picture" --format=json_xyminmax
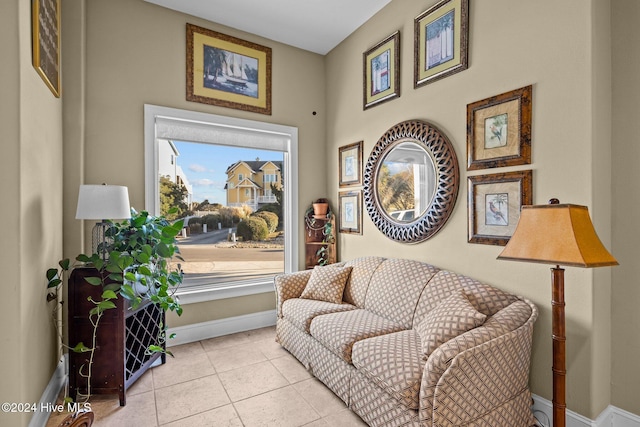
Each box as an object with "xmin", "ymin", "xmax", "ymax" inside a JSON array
[
  {"xmin": 186, "ymin": 23, "xmax": 272, "ymax": 115},
  {"xmin": 363, "ymin": 31, "xmax": 400, "ymax": 110},
  {"xmin": 339, "ymin": 190, "xmax": 363, "ymax": 235},
  {"xmin": 339, "ymin": 141, "xmax": 363, "ymax": 188},
  {"xmin": 467, "ymin": 85, "xmax": 532, "ymax": 170},
  {"xmin": 468, "ymin": 170, "xmax": 533, "ymax": 246},
  {"xmin": 414, "ymin": 0, "xmax": 469, "ymax": 88},
  {"xmin": 32, "ymin": 0, "xmax": 61, "ymax": 97}
]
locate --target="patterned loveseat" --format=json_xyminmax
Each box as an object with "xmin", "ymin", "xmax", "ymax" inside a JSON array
[{"xmin": 274, "ymin": 256, "xmax": 538, "ymax": 426}]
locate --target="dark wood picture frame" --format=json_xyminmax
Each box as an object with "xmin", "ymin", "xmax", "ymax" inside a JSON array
[
  {"xmin": 339, "ymin": 190, "xmax": 363, "ymax": 235},
  {"xmin": 186, "ymin": 23, "xmax": 272, "ymax": 115},
  {"xmin": 339, "ymin": 141, "xmax": 363, "ymax": 188},
  {"xmin": 32, "ymin": 0, "xmax": 61, "ymax": 97},
  {"xmin": 467, "ymin": 85, "xmax": 532, "ymax": 170},
  {"xmin": 468, "ymin": 170, "xmax": 533, "ymax": 246},
  {"xmin": 414, "ymin": 0, "xmax": 469, "ymax": 88},
  {"xmin": 363, "ymin": 31, "xmax": 400, "ymax": 110}
]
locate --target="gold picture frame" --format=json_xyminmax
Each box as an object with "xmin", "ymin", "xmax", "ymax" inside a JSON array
[
  {"xmin": 363, "ymin": 31, "xmax": 400, "ymax": 110},
  {"xmin": 339, "ymin": 190, "xmax": 362, "ymax": 235},
  {"xmin": 32, "ymin": 0, "xmax": 61, "ymax": 97},
  {"xmin": 467, "ymin": 85, "xmax": 532, "ymax": 170},
  {"xmin": 186, "ymin": 23, "xmax": 272, "ymax": 115},
  {"xmin": 468, "ymin": 170, "xmax": 533, "ymax": 246},
  {"xmin": 339, "ymin": 141, "xmax": 363, "ymax": 188},
  {"xmin": 414, "ymin": 0, "xmax": 469, "ymax": 88}
]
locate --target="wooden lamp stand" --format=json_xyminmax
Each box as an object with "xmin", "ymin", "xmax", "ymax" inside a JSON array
[{"xmin": 551, "ymin": 266, "xmax": 566, "ymax": 427}]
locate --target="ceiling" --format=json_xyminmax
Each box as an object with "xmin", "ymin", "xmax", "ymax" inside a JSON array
[{"xmin": 144, "ymin": 0, "xmax": 392, "ymax": 55}]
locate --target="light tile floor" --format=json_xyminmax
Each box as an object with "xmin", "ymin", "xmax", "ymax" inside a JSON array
[{"xmin": 45, "ymin": 326, "xmax": 368, "ymax": 427}]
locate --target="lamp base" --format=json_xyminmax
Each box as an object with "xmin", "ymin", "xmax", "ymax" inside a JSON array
[
  {"xmin": 551, "ymin": 266, "xmax": 566, "ymax": 427},
  {"xmin": 91, "ymin": 221, "xmax": 113, "ymax": 260}
]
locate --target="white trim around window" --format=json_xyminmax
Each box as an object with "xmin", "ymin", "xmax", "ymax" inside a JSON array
[{"xmin": 144, "ymin": 104, "xmax": 298, "ymax": 303}]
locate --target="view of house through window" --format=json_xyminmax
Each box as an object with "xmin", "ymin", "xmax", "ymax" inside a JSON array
[{"xmin": 158, "ymin": 139, "xmax": 285, "ymax": 290}]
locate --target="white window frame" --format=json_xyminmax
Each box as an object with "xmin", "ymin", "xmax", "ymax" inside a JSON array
[{"xmin": 144, "ymin": 104, "xmax": 298, "ymax": 304}]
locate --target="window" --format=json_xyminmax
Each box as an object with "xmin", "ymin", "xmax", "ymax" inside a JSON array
[
  {"xmin": 144, "ymin": 105, "xmax": 298, "ymax": 304},
  {"xmin": 238, "ymin": 173, "xmax": 244, "ymax": 181},
  {"xmin": 264, "ymin": 173, "xmax": 277, "ymax": 183}
]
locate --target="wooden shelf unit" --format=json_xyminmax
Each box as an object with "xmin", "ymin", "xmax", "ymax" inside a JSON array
[
  {"xmin": 304, "ymin": 213, "xmax": 336, "ymax": 269},
  {"xmin": 68, "ymin": 267, "xmax": 165, "ymax": 406}
]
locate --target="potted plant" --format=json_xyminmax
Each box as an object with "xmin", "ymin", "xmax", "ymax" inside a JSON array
[
  {"xmin": 312, "ymin": 198, "xmax": 330, "ymax": 218},
  {"xmin": 46, "ymin": 208, "xmax": 184, "ymax": 404}
]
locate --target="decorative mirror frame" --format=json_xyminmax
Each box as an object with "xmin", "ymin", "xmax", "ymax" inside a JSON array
[{"xmin": 364, "ymin": 120, "xmax": 460, "ymax": 243}]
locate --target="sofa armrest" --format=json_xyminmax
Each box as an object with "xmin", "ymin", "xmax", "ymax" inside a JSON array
[
  {"xmin": 274, "ymin": 269, "xmax": 313, "ymax": 318},
  {"xmin": 419, "ymin": 315, "xmax": 536, "ymax": 426}
]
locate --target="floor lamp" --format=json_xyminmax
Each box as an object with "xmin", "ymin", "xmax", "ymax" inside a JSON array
[{"xmin": 497, "ymin": 199, "xmax": 618, "ymax": 427}]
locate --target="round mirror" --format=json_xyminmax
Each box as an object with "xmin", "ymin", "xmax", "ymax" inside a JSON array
[
  {"xmin": 364, "ymin": 120, "xmax": 459, "ymax": 243},
  {"xmin": 376, "ymin": 141, "xmax": 436, "ymax": 223}
]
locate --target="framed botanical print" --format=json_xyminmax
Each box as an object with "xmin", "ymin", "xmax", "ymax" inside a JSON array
[
  {"xmin": 339, "ymin": 141, "xmax": 363, "ymax": 188},
  {"xmin": 32, "ymin": 0, "xmax": 61, "ymax": 97},
  {"xmin": 467, "ymin": 85, "xmax": 532, "ymax": 170},
  {"xmin": 186, "ymin": 23, "xmax": 272, "ymax": 115},
  {"xmin": 468, "ymin": 170, "xmax": 533, "ymax": 246},
  {"xmin": 339, "ymin": 190, "xmax": 362, "ymax": 235},
  {"xmin": 414, "ymin": 0, "xmax": 469, "ymax": 88},
  {"xmin": 364, "ymin": 31, "xmax": 400, "ymax": 110}
]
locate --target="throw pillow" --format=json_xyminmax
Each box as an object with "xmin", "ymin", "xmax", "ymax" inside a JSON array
[
  {"xmin": 300, "ymin": 265, "xmax": 353, "ymax": 304},
  {"xmin": 416, "ymin": 290, "xmax": 487, "ymax": 360}
]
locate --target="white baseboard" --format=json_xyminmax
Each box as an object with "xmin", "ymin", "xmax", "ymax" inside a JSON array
[
  {"xmin": 532, "ymin": 394, "xmax": 640, "ymax": 427},
  {"xmin": 166, "ymin": 309, "xmax": 277, "ymax": 347},
  {"xmin": 29, "ymin": 355, "xmax": 67, "ymax": 427}
]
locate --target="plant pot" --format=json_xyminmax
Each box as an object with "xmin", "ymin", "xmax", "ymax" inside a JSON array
[{"xmin": 313, "ymin": 202, "xmax": 329, "ymax": 219}]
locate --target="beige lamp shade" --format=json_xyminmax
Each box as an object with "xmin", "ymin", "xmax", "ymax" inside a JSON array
[
  {"xmin": 75, "ymin": 184, "xmax": 131, "ymax": 220},
  {"xmin": 498, "ymin": 203, "xmax": 618, "ymax": 268}
]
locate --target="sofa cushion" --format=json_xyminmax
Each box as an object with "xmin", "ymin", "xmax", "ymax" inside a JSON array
[
  {"xmin": 413, "ymin": 270, "xmax": 516, "ymax": 328},
  {"xmin": 310, "ymin": 309, "xmax": 405, "ymax": 363},
  {"xmin": 415, "ymin": 290, "xmax": 487, "ymax": 360},
  {"xmin": 352, "ymin": 330, "xmax": 423, "ymax": 410},
  {"xmin": 364, "ymin": 259, "xmax": 439, "ymax": 328},
  {"xmin": 343, "ymin": 256, "xmax": 386, "ymax": 307},
  {"xmin": 300, "ymin": 265, "xmax": 353, "ymax": 304},
  {"xmin": 282, "ymin": 298, "xmax": 356, "ymax": 333}
]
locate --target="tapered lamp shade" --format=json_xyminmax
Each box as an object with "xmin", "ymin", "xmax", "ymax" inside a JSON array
[
  {"xmin": 497, "ymin": 203, "xmax": 618, "ymax": 268},
  {"xmin": 76, "ymin": 184, "xmax": 131, "ymax": 220}
]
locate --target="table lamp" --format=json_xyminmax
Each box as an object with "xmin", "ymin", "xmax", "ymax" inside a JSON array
[
  {"xmin": 497, "ymin": 199, "xmax": 618, "ymax": 427},
  {"xmin": 75, "ymin": 184, "xmax": 131, "ymax": 258}
]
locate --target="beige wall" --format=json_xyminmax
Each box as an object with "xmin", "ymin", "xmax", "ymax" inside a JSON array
[
  {"xmin": 62, "ymin": 0, "xmax": 327, "ymax": 328},
  {"xmin": 4, "ymin": 0, "xmax": 638, "ymax": 422},
  {"xmin": 0, "ymin": 0, "xmax": 64, "ymax": 425},
  {"xmin": 325, "ymin": 0, "xmax": 629, "ymax": 419},
  {"xmin": 611, "ymin": 0, "xmax": 640, "ymax": 416}
]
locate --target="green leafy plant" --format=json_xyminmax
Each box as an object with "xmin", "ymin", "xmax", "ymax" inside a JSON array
[
  {"xmin": 316, "ymin": 246, "xmax": 330, "ymax": 266},
  {"xmin": 46, "ymin": 208, "xmax": 184, "ymax": 403}
]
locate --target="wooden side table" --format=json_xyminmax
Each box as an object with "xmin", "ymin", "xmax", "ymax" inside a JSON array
[{"xmin": 68, "ymin": 268, "xmax": 165, "ymax": 406}]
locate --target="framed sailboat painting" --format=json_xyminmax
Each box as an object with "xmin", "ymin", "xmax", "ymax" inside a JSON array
[{"xmin": 187, "ymin": 24, "xmax": 272, "ymax": 115}]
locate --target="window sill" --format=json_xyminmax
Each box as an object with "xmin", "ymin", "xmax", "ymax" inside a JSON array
[{"xmin": 175, "ymin": 280, "xmax": 275, "ymax": 305}]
